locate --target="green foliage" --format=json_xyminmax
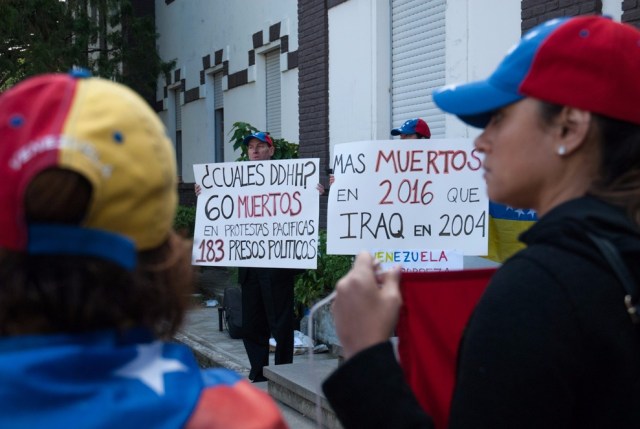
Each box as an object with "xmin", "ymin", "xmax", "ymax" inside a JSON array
[
  {"xmin": 173, "ymin": 205, "xmax": 197, "ymax": 238},
  {"xmin": 230, "ymin": 122, "xmax": 299, "ymax": 161},
  {"xmin": 0, "ymin": 0, "xmax": 173, "ymax": 102},
  {"xmin": 0, "ymin": 0, "xmax": 72, "ymax": 89},
  {"xmin": 294, "ymin": 230, "xmax": 353, "ymax": 309}
]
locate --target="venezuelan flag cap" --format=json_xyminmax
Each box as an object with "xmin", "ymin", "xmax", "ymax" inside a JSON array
[
  {"xmin": 0, "ymin": 71, "xmax": 177, "ymax": 270},
  {"xmin": 242, "ymin": 131, "xmax": 273, "ymax": 146},
  {"xmin": 390, "ymin": 118, "xmax": 431, "ymax": 139},
  {"xmin": 433, "ymin": 16, "xmax": 640, "ymax": 128}
]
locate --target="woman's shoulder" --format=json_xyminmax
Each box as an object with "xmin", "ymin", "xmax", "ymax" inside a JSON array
[
  {"xmin": 490, "ymin": 242, "xmax": 604, "ymax": 303},
  {"xmin": 482, "ymin": 240, "xmax": 629, "ymax": 333}
]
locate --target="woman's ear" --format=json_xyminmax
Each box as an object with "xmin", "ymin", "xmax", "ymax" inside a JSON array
[{"xmin": 556, "ymin": 107, "xmax": 592, "ymax": 156}]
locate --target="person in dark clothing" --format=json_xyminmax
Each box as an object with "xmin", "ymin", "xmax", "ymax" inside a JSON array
[
  {"xmin": 323, "ymin": 15, "xmax": 640, "ymax": 429},
  {"xmin": 326, "ymin": 117, "xmax": 431, "ymax": 189},
  {"xmin": 240, "ymin": 266, "xmax": 297, "ymax": 382},
  {"xmin": 239, "ymin": 131, "xmax": 298, "ymax": 383}
]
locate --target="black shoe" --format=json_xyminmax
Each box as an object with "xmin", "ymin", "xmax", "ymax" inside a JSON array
[{"xmin": 251, "ymin": 375, "xmax": 268, "ymax": 383}]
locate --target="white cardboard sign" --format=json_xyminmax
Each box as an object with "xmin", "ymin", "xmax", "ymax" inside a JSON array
[
  {"xmin": 192, "ymin": 158, "xmax": 320, "ymax": 269},
  {"xmin": 327, "ymin": 140, "xmax": 488, "ymax": 256}
]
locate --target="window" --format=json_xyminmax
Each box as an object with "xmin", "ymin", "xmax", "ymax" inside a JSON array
[{"xmin": 265, "ymin": 49, "xmax": 281, "ymax": 138}]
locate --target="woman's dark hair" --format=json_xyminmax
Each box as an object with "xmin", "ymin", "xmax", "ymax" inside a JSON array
[
  {"xmin": 0, "ymin": 169, "xmax": 193, "ymax": 338},
  {"xmin": 538, "ymin": 101, "xmax": 640, "ymax": 225}
]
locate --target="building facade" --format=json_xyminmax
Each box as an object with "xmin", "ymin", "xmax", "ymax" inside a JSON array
[{"xmin": 154, "ymin": 0, "xmax": 640, "ymax": 208}]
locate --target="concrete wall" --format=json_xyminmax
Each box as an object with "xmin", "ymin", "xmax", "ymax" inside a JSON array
[
  {"xmin": 328, "ymin": 0, "xmax": 392, "ymax": 146},
  {"xmin": 327, "ymin": 0, "xmax": 520, "ymax": 152},
  {"xmin": 155, "ymin": 0, "xmax": 299, "ymax": 182}
]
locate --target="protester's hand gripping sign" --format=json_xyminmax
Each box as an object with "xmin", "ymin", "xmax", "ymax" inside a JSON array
[
  {"xmin": 327, "ymin": 140, "xmax": 488, "ymax": 257},
  {"xmin": 192, "ymin": 159, "xmax": 320, "ymax": 269}
]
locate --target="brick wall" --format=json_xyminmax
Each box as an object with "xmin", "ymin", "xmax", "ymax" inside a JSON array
[
  {"xmin": 522, "ymin": 0, "xmax": 640, "ymax": 31},
  {"xmin": 298, "ymin": 0, "xmax": 331, "ymax": 227},
  {"xmin": 131, "ymin": 0, "xmax": 154, "ymax": 16},
  {"xmin": 522, "ymin": 0, "xmax": 602, "ymax": 32},
  {"xmin": 178, "ymin": 182, "xmax": 197, "ymax": 207},
  {"xmin": 622, "ymin": 0, "xmax": 640, "ymax": 27}
]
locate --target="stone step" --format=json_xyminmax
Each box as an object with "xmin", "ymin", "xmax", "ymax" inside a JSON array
[
  {"xmin": 252, "ymin": 381, "xmax": 321, "ymax": 429},
  {"xmin": 264, "ymin": 359, "xmax": 342, "ymax": 429}
]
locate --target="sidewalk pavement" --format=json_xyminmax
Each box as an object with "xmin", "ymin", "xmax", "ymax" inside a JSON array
[
  {"xmin": 175, "ymin": 305, "xmax": 337, "ymax": 428},
  {"xmin": 176, "ymin": 305, "xmax": 336, "ymax": 375}
]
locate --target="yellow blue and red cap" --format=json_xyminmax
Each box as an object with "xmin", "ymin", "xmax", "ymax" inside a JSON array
[
  {"xmin": 0, "ymin": 72, "xmax": 178, "ymax": 270},
  {"xmin": 391, "ymin": 118, "xmax": 431, "ymax": 138}
]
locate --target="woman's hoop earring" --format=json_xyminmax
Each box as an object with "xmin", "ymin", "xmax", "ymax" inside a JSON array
[{"xmin": 557, "ymin": 145, "xmax": 567, "ymax": 156}]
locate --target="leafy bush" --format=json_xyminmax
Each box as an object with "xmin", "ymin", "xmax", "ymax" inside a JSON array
[
  {"xmin": 294, "ymin": 230, "xmax": 353, "ymax": 309},
  {"xmin": 174, "ymin": 205, "xmax": 196, "ymax": 238},
  {"xmin": 230, "ymin": 121, "xmax": 299, "ymax": 161}
]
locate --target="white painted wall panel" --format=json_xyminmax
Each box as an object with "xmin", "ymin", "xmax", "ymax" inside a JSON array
[{"xmin": 328, "ymin": 0, "xmax": 391, "ymax": 149}]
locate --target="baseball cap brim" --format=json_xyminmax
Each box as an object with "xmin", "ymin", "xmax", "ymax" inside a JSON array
[
  {"xmin": 433, "ymin": 80, "xmax": 524, "ymax": 128},
  {"xmin": 390, "ymin": 128, "xmax": 403, "ymax": 136}
]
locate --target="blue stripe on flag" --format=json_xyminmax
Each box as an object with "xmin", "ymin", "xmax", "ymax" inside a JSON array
[{"xmin": 489, "ymin": 202, "xmax": 537, "ymax": 221}]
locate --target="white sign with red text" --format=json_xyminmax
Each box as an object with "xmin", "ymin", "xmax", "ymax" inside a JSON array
[
  {"xmin": 192, "ymin": 159, "xmax": 320, "ymax": 269},
  {"xmin": 327, "ymin": 140, "xmax": 488, "ymax": 256}
]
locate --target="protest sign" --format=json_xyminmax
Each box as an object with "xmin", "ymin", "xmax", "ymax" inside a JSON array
[
  {"xmin": 327, "ymin": 140, "xmax": 487, "ymax": 256},
  {"xmin": 192, "ymin": 158, "xmax": 320, "ymax": 269}
]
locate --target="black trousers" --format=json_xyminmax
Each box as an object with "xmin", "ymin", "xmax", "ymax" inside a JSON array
[{"xmin": 240, "ymin": 267, "xmax": 294, "ymax": 381}]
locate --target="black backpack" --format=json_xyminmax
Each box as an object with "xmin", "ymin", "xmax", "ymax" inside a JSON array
[{"xmin": 222, "ymin": 287, "xmax": 243, "ymax": 339}]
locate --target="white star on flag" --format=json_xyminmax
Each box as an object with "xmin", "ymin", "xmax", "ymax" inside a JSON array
[
  {"xmin": 114, "ymin": 342, "xmax": 188, "ymax": 396},
  {"xmin": 505, "ymin": 206, "xmax": 537, "ymax": 219}
]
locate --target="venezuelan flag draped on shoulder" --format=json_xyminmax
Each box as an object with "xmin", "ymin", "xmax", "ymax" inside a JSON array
[
  {"xmin": 0, "ymin": 330, "xmax": 287, "ymax": 429},
  {"xmin": 486, "ymin": 201, "xmax": 537, "ymax": 263}
]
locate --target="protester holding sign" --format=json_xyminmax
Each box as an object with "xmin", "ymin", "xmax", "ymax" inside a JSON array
[
  {"xmin": 0, "ymin": 73, "xmax": 286, "ymax": 428},
  {"xmin": 193, "ymin": 130, "xmax": 321, "ymax": 383},
  {"xmin": 390, "ymin": 117, "xmax": 431, "ymax": 140},
  {"xmin": 238, "ymin": 131, "xmax": 300, "ymax": 383},
  {"xmin": 323, "ymin": 16, "xmax": 640, "ymax": 429},
  {"xmin": 327, "ymin": 118, "xmax": 432, "ymax": 188},
  {"xmin": 392, "ymin": 116, "xmax": 536, "ymax": 264}
]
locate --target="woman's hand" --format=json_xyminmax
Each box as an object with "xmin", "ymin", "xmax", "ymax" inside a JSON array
[{"xmin": 332, "ymin": 252, "xmax": 402, "ymax": 360}]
